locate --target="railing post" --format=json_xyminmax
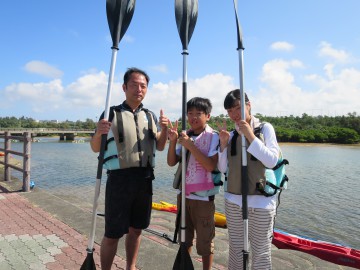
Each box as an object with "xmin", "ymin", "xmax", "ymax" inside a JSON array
[
  {"xmin": 4, "ymin": 132, "xmax": 11, "ymax": 182},
  {"xmin": 22, "ymin": 132, "xmax": 31, "ymax": 192}
]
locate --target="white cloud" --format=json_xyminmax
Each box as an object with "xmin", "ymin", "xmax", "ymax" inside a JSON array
[
  {"xmin": 2, "ymin": 59, "xmax": 359, "ymax": 120},
  {"xmin": 24, "ymin": 61, "xmax": 63, "ymax": 79},
  {"xmin": 318, "ymin": 42, "xmax": 350, "ymax": 63},
  {"xmin": 2, "ymin": 72, "xmax": 123, "ymax": 118},
  {"xmin": 253, "ymin": 58, "xmax": 360, "ymax": 116},
  {"xmin": 146, "ymin": 73, "xmax": 235, "ymax": 121},
  {"xmin": 4, "ymin": 79, "xmax": 64, "ymax": 114},
  {"xmin": 270, "ymin": 41, "xmax": 294, "ymax": 52}
]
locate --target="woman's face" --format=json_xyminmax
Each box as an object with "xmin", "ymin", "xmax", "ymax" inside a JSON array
[{"xmin": 226, "ymin": 100, "xmax": 250, "ymax": 123}]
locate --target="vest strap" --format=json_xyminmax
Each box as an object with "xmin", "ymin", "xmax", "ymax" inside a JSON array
[
  {"xmin": 105, "ymin": 137, "xmax": 115, "ymax": 151},
  {"xmin": 103, "ymin": 154, "xmax": 118, "ymax": 164},
  {"xmin": 230, "ymin": 131, "xmax": 238, "ymax": 156},
  {"xmin": 115, "ymin": 110, "xmax": 124, "ymax": 143},
  {"xmin": 271, "ymin": 159, "xmax": 289, "ymax": 170},
  {"xmin": 143, "ymin": 108, "xmax": 155, "ymax": 140}
]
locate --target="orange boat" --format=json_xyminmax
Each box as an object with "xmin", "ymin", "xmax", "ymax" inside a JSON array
[{"xmin": 0, "ymin": 152, "xmax": 5, "ymax": 156}]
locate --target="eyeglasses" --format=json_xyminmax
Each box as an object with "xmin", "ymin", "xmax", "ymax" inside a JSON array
[{"xmin": 187, "ymin": 112, "xmax": 206, "ymax": 118}]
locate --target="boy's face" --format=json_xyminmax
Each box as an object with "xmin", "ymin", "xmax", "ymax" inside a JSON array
[{"xmin": 187, "ymin": 108, "xmax": 210, "ymax": 132}]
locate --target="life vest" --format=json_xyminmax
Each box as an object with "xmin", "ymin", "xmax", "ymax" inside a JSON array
[
  {"xmin": 226, "ymin": 120, "xmax": 289, "ymax": 196},
  {"xmin": 102, "ymin": 104, "xmax": 157, "ymax": 170},
  {"xmin": 226, "ymin": 119, "xmax": 267, "ymax": 195},
  {"xmin": 173, "ymin": 129, "xmax": 223, "ymax": 197}
]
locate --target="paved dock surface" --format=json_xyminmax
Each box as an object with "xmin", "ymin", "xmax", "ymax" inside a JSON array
[{"xmin": 0, "ymin": 178, "xmax": 356, "ymax": 269}]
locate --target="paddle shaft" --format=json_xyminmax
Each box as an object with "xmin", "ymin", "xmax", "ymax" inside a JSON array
[
  {"xmin": 238, "ymin": 49, "xmax": 249, "ymax": 269},
  {"xmin": 180, "ymin": 50, "xmax": 188, "ymax": 243},
  {"xmin": 86, "ymin": 47, "xmax": 118, "ymax": 252},
  {"xmin": 233, "ymin": 0, "xmax": 249, "ymax": 268}
]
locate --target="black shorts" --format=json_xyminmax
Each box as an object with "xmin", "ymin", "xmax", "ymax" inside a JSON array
[{"xmin": 104, "ymin": 168, "xmax": 153, "ymax": 239}]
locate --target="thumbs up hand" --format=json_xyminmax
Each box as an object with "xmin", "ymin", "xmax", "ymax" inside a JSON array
[{"xmin": 159, "ymin": 109, "xmax": 169, "ymax": 130}]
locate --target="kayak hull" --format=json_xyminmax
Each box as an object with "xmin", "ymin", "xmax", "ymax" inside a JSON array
[{"xmin": 272, "ymin": 230, "xmax": 360, "ymax": 269}]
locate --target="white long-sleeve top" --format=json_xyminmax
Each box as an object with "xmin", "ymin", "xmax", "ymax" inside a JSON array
[{"xmin": 218, "ymin": 117, "xmax": 280, "ymax": 209}]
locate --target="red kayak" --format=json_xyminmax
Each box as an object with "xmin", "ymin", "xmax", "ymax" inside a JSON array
[{"xmin": 273, "ymin": 230, "xmax": 360, "ymax": 269}]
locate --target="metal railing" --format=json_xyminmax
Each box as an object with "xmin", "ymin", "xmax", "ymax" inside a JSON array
[{"xmin": 0, "ymin": 132, "xmax": 31, "ymax": 191}]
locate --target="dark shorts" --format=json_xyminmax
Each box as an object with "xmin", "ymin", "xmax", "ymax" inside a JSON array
[{"xmin": 104, "ymin": 168, "xmax": 154, "ymax": 239}]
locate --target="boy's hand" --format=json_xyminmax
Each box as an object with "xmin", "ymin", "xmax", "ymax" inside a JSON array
[
  {"xmin": 178, "ymin": 131, "xmax": 193, "ymax": 149},
  {"xmin": 168, "ymin": 120, "xmax": 179, "ymax": 142}
]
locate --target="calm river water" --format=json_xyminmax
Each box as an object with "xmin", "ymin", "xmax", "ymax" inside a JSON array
[{"xmin": 7, "ymin": 138, "xmax": 360, "ymax": 250}]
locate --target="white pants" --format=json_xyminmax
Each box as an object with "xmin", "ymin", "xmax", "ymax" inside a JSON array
[{"xmin": 225, "ymin": 199, "xmax": 276, "ymax": 270}]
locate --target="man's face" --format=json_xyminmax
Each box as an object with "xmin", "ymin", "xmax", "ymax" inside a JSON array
[{"xmin": 123, "ymin": 72, "xmax": 148, "ymax": 104}]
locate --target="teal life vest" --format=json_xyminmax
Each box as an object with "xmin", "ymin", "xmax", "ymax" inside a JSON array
[
  {"xmin": 226, "ymin": 122, "xmax": 289, "ymax": 197},
  {"xmin": 102, "ymin": 104, "xmax": 157, "ymax": 170},
  {"xmin": 253, "ymin": 123, "xmax": 289, "ymax": 197}
]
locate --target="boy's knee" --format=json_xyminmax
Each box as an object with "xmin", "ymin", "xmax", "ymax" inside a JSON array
[{"xmin": 197, "ymin": 240, "xmax": 214, "ymax": 256}]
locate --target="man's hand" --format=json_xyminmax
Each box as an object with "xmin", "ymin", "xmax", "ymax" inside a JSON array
[
  {"xmin": 159, "ymin": 109, "xmax": 169, "ymax": 130},
  {"xmin": 96, "ymin": 119, "xmax": 111, "ymax": 136}
]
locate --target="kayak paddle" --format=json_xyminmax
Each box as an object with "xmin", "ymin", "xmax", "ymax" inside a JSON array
[
  {"xmin": 232, "ymin": 0, "xmax": 249, "ymax": 269},
  {"xmin": 173, "ymin": 0, "xmax": 198, "ymax": 269},
  {"xmin": 80, "ymin": 1, "xmax": 136, "ymax": 269}
]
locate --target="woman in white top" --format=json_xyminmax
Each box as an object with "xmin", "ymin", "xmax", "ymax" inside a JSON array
[{"xmin": 218, "ymin": 89, "xmax": 280, "ymax": 270}]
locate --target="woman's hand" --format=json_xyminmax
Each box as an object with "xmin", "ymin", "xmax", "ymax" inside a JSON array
[
  {"xmin": 217, "ymin": 119, "xmax": 230, "ymax": 152},
  {"xmin": 235, "ymin": 120, "xmax": 255, "ymax": 143}
]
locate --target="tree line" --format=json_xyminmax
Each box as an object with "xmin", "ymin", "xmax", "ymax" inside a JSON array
[
  {"xmin": 0, "ymin": 116, "xmax": 96, "ymax": 130},
  {"xmin": 209, "ymin": 112, "xmax": 360, "ymax": 144},
  {"xmin": 1, "ymin": 112, "xmax": 359, "ymax": 144}
]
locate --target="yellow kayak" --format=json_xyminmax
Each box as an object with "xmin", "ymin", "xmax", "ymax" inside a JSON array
[{"xmin": 151, "ymin": 201, "xmax": 227, "ymax": 228}]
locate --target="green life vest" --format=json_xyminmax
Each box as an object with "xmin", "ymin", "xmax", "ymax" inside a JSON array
[{"xmin": 102, "ymin": 104, "xmax": 157, "ymax": 170}]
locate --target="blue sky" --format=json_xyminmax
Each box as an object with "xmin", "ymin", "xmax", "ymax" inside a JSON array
[{"xmin": 1, "ymin": 0, "xmax": 359, "ymax": 121}]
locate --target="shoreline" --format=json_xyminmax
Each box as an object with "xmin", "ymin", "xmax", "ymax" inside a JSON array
[{"xmin": 279, "ymin": 142, "xmax": 360, "ymax": 147}]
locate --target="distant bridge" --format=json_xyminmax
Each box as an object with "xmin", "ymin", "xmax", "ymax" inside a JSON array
[{"xmin": 0, "ymin": 128, "xmax": 94, "ymax": 141}]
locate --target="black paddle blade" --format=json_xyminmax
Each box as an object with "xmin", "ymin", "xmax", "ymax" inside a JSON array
[
  {"xmin": 173, "ymin": 243, "xmax": 194, "ymax": 270},
  {"xmin": 175, "ymin": 0, "xmax": 198, "ymax": 50},
  {"xmin": 80, "ymin": 251, "xmax": 96, "ymax": 270},
  {"xmin": 106, "ymin": 0, "xmax": 136, "ymax": 49},
  {"xmin": 232, "ymin": 0, "xmax": 244, "ymax": 50}
]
